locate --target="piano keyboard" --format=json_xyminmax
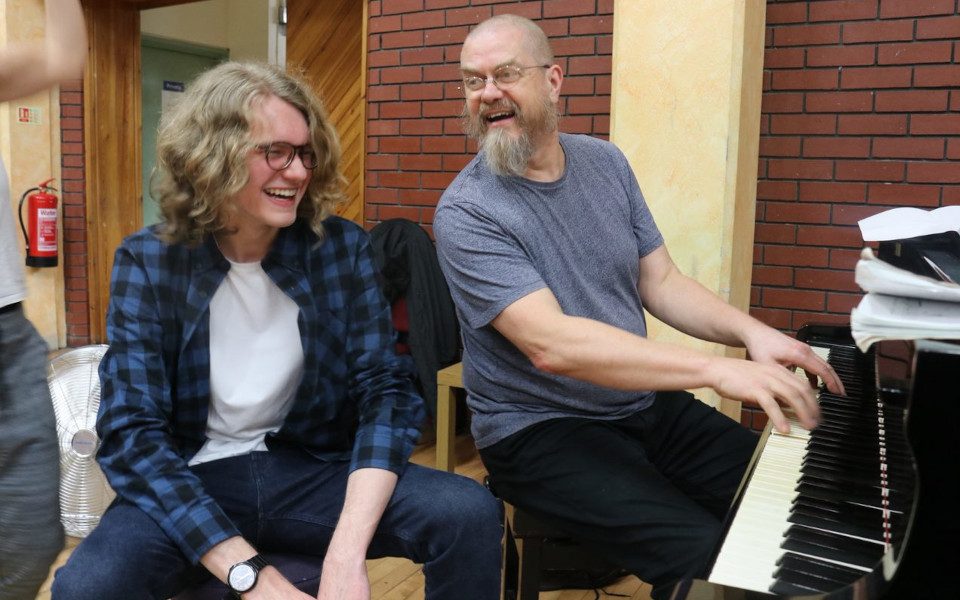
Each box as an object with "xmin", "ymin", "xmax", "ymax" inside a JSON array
[{"xmin": 707, "ymin": 344, "xmax": 910, "ymax": 596}]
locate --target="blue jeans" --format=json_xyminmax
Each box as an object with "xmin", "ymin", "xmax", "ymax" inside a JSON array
[
  {"xmin": 53, "ymin": 443, "xmax": 502, "ymax": 599},
  {"xmin": 0, "ymin": 305, "xmax": 64, "ymax": 600}
]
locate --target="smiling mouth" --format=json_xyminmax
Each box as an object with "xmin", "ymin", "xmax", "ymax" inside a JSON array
[
  {"xmin": 484, "ymin": 110, "xmax": 515, "ymax": 124},
  {"xmin": 265, "ymin": 188, "xmax": 297, "ymax": 201}
]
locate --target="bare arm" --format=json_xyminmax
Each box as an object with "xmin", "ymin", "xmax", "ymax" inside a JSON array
[
  {"xmin": 638, "ymin": 245, "xmax": 769, "ymax": 347},
  {"xmin": 317, "ymin": 468, "xmax": 398, "ymax": 600},
  {"xmin": 0, "ymin": 0, "xmax": 86, "ymax": 103},
  {"xmin": 637, "ymin": 245, "xmax": 843, "ymax": 395},
  {"xmin": 491, "ymin": 246, "xmax": 843, "ymax": 433}
]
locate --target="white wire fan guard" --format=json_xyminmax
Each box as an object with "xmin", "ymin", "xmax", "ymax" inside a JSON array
[{"xmin": 48, "ymin": 344, "xmax": 115, "ymax": 537}]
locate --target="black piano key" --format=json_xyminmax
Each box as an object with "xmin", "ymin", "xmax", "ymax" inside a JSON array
[
  {"xmin": 805, "ymin": 440, "xmax": 911, "ymax": 470},
  {"xmin": 804, "ymin": 441, "xmax": 883, "ymax": 464},
  {"xmin": 769, "ymin": 579, "xmax": 825, "ymax": 596},
  {"xmin": 779, "ymin": 539, "xmax": 876, "ymax": 571},
  {"xmin": 770, "ymin": 567, "xmax": 834, "ymax": 593},
  {"xmin": 802, "ymin": 454, "xmax": 878, "ymax": 473},
  {"xmin": 804, "ymin": 447, "xmax": 913, "ymax": 474},
  {"xmin": 771, "ymin": 555, "xmax": 867, "ymax": 594},
  {"xmin": 776, "ymin": 552, "xmax": 865, "ymax": 582},
  {"xmin": 800, "ymin": 459, "xmax": 913, "ymax": 489},
  {"xmin": 781, "ymin": 525, "xmax": 883, "ymax": 569},
  {"xmin": 788, "ymin": 509, "xmax": 882, "ymax": 542},
  {"xmin": 801, "ymin": 463, "xmax": 885, "ymax": 488},
  {"xmin": 789, "ymin": 498, "xmax": 908, "ymax": 546},
  {"xmin": 816, "ymin": 422, "xmax": 882, "ymax": 438},
  {"xmin": 786, "ymin": 523, "xmax": 884, "ymax": 555},
  {"xmin": 796, "ymin": 479, "xmax": 908, "ymax": 512},
  {"xmin": 793, "ymin": 496, "xmax": 903, "ymax": 522}
]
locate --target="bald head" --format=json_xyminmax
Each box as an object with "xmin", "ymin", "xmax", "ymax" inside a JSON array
[{"xmin": 464, "ymin": 14, "xmax": 554, "ymax": 65}]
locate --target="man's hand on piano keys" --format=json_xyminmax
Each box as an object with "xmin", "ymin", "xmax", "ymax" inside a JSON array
[
  {"xmin": 727, "ymin": 325, "xmax": 847, "ymax": 434},
  {"xmin": 708, "ymin": 357, "xmax": 822, "ymax": 433}
]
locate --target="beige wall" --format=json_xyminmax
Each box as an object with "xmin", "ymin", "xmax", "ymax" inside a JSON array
[
  {"xmin": 610, "ymin": 0, "xmax": 766, "ymax": 415},
  {"xmin": 1, "ymin": 0, "xmax": 65, "ymax": 348},
  {"xmin": 141, "ymin": 0, "xmax": 282, "ymax": 64},
  {"xmin": 140, "ymin": 0, "xmax": 229, "ymax": 49}
]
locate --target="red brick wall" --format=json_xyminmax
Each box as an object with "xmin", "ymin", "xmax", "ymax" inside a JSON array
[
  {"xmin": 745, "ymin": 0, "xmax": 960, "ymax": 431},
  {"xmin": 753, "ymin": 0, "xmax": 960, "ymax": 332},
  {"xmin": 60, "ymin": 81, "xmax": 90, "ymax": 347},
  {"xmin": 364, "ymin": 0, "xmax": 614, "ymax": 236}
]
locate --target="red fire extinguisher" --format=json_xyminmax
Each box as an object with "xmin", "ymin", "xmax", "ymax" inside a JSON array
[{"xmin": 18, "ymin": 178, "xmax": 59, "ymax": 268}]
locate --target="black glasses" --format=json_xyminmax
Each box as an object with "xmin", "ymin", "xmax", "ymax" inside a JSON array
[
  {"xmin": 255, "ymin": 142, "xmax": 318, "ymax": 171},
  {"xmin": 461, "ymin": 64, "xmax": 550, "ymax": 93}
]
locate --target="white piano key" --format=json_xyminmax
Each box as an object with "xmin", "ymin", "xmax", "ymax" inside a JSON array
[
  {"xmin": 708, "ymin": 417, "xmax": 806, "ymax": 593},
  {"xmin": 708, "ymin": 342, "xmax": 890, "ymax": 594}
]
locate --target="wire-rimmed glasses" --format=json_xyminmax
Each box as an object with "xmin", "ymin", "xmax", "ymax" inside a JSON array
[{"xmin": 461, "ymin": 64, "xmax": 550, "ymax": 93}]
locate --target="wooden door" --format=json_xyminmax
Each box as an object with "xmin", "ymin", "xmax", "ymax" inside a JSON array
[{"xmin": 287, "ymin": 0, "xmax": 366, "ymax": 225}]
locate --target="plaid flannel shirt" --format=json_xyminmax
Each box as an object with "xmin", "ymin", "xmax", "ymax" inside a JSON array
[{"xmin": 96, "ymin": 217, "xmax": 425, "ymax": 563}]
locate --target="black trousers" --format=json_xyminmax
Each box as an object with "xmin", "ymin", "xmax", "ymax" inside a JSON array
[{"xmin": 479, "ymin": 390, "xmax": 758, "ymax": 599}]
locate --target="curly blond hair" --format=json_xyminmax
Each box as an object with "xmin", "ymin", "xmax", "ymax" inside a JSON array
[{"xmin": 151, "ymin": 61, "xmax": 344, "ymax": 244}]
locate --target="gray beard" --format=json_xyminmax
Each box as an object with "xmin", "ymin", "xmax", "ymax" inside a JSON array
[
  {"xmin": 462, "ymin": 96, "xmax": 559, "ymax": 178},
  {"xmin": 481, "ymin": 127, "xmax": 535, "ymax": 178}
]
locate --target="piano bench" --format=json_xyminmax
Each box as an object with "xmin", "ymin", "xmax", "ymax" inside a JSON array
[
  {"xmin": 437, "ymin": 365, "xmax": 625, "ymax": 598},
  {"xmin": 502, "ymin": 497, "xmax": 626, "ymax": 599}
]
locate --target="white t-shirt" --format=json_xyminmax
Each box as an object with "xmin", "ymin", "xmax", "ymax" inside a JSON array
[{"xmin": 189, "ymin": 259, "xmax": 304, "ymax": 465}]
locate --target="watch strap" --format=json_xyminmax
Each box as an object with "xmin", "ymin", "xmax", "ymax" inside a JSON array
[{"xmin": 246, "ymin": 553, "xmax": 269, "ymax": 571}]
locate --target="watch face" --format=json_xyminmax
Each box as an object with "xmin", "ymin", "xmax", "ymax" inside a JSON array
[{"xmin": 228, "ymin": 563, "xmax": 257, "ymax": 592}]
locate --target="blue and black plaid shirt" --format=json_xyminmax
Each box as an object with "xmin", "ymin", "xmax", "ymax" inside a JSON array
[{"xmin": 96, "ymin": 217, "xmax": 425, "ymax": 563}]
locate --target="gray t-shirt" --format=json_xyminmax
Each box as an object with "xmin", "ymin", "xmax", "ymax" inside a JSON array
[
  {"xmin": 0, "ymin": 158, "xmax": 26, "ymax": 308},
  {"xmin": 435, "ymin": 133, "xmax": 664, "ymax": 448}
]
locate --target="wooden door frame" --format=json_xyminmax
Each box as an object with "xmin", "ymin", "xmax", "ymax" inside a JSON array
[{"xmin": 83, "ymin": 0, "xmax": 143, "ymax": 342}]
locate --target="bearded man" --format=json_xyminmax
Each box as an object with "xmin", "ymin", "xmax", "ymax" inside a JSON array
[{"xmin": 434, "ymin": 14, "xmax": 844, "ymax": 600}]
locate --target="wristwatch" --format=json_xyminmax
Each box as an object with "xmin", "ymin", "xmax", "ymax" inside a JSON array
[{"xmin": 227, "ymin": 554, "xmax": 269, "ymax": 597}]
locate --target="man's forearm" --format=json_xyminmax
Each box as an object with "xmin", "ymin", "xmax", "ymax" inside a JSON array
[
  {"xmin": 326, "ymin": 468, "xmax": 398, "ymax": 561},
  {"xmin": 0, "ymin": 0, "xmax": 86, "ymax": 102},
  {"xmin": 524, "ymin": 312, "xmax": 726, "ymax": 392},
  {"xmin": 642, "ymin": 267, "xmax": 768, "ymax": 349},
  {"xmin": 200, "ymin": 536, "xmax": 260, "ymax": 583},
  {"xmin": 45, "ymin": 0, "xmax": 87, "ymax": 80}
]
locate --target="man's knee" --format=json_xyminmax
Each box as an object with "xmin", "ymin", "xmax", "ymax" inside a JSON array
[
  {"xmin": 51, "ymin": 503, "xmax": 185, "ymax": 600},
  {"xmin": 441, "ymin": 476, "xmax": 500, "ymax": 528},
  {"xmin": 52, "ymin": 559, "xmax": 122, "ymax": 600},
  {"xmin": 52, "ymin": 549, "xmax": 161, "ymax": 600}
]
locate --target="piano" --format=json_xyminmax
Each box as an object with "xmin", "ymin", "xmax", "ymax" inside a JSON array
[{"xmin": 670, "ymin": 324, "xmax": 960, "ymax": 599}]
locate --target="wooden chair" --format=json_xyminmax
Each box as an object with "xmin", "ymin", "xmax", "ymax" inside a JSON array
[{"xmin": 436, "ymin": 362, "xmax": 624, "ymax": 599}]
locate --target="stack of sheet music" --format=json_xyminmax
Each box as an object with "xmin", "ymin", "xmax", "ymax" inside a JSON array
[{"xmin": 851, "ymin": 206, "xmax": 960, "ymax": 351}]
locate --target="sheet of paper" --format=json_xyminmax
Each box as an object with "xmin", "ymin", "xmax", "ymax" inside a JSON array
[
  {"xmin": 855, "ymin": 247, "xmax": 960, "ymax": 301},
  {"xmin": 858, "ymin": 205, "xmax": 960, "ymax": 241},
  {"xmin": 851, "ymin": 292, "xmax": 960, "ymax": 351}
]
